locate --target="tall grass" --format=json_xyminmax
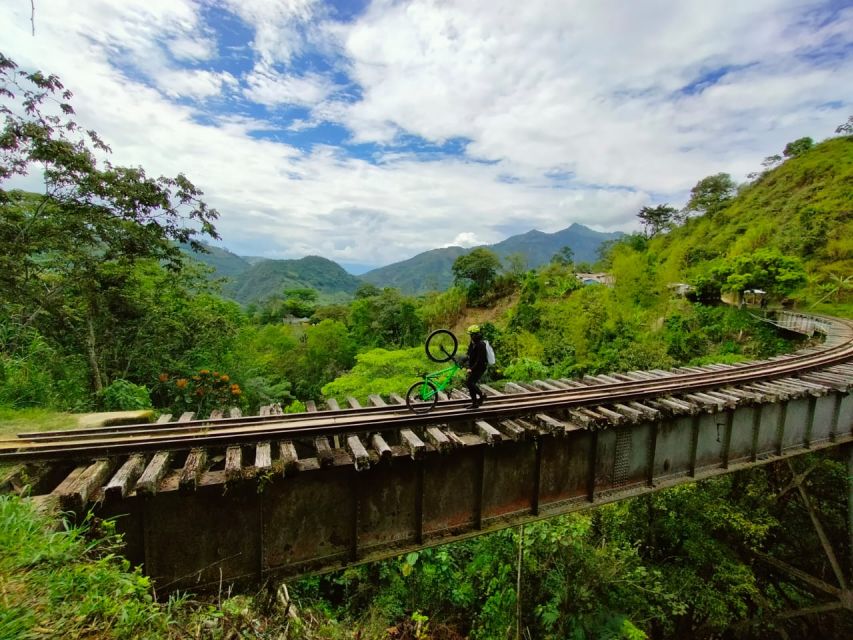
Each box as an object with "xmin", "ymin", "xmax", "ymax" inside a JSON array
[{"xmin": 0, "ymin": 496, "xmax": 172, "ymax": 639}]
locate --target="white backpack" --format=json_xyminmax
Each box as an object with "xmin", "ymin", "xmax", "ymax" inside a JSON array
[{"xmin": 484, "ymin": 340, "xmax": 496, "ymax": 366}]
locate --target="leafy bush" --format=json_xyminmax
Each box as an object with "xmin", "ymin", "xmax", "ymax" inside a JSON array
[
  {"xmin": 155, "ymin": 369, "xmax": 244, "ymax": 417},
  {"xmin": 101, "ymin": 379, "xmax": 152, "ymax": 411},
  {"xmin": 502, "ymin": 357, "xmax": 550, "ymax": 381}
]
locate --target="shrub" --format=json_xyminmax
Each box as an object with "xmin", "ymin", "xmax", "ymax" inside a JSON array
[{"xmin": 101, "ymin": 379, "xmax": 152, "ymax": 411}]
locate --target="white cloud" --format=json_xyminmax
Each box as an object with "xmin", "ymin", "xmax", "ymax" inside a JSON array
[
  {"xmin": 447, "ymin": 233, "xmax": 484, "ymax": 248},
  {"xmin": 336, "ymin": 0, "xmax": 852, "ymax": 193},
  {"xmin": 159, "ymin": 69, "xmax": 237, "ymax": 100},
  {"xmin": 245, "ymin": 65, "xmax": 338, "ymax": 107},
  {"xmin": 1, "ymin": 0, "xmax": 850, "ymax": 268},
  {"xmin": 168, "ymin": 35, "xmax": 218, "ymax": 61},
  {"xmin": 220, "ymin": 0, "xmax": 323, "ymax": 64}
]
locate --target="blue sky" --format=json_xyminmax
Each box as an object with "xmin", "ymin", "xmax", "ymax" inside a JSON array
[{"xmin": 2, "ymin": 0, "xmax": 851, "ymax": 270}]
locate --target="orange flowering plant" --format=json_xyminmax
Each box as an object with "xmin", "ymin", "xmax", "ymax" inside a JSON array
[{"xmin": 155, "ymin": 369, "xmax": 243, "ymax": 418}]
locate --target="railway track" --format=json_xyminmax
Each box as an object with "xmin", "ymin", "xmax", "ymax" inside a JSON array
[{"xmin": 2, "ymin": 313, "xmax": 853, "ymax": 467}]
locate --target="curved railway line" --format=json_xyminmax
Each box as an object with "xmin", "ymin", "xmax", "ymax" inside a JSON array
[{"xmin": 2, "ymin": 312, "xmax": 853, "ymax": 465}]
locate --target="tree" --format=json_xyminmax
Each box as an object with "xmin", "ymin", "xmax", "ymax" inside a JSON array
[
  {"xmin": 452, "ymin": 248, "xmax": 502, "ymax": 301},
  {"xmin": 505, "ymin": 252, "xmax": 528, "ymax": 279},
  {"xmin": 550, "ymin": 245, "xmax": 574, "ymax": 267},
  {"xmin": 762, "ymin": 154, "xmax": 782, "ymax": 169},
  {"xmin": 290, "ymin": 319, "xmax": 355, "ymax": 399},
  {"xmin": 282, "ymin": 288, "xmax": 318, "ymax": 318},
  {"xmin": 354, "ymin": 282, "xmax": 381, "ymax": 299},
  {"xmin": 637, "ymin": 204, "xmax": 678, "ymax": 237},
  {"xmin": 0, "ymin": 53, "xmax": 218, "ymax": 394},
  {"xmin": 685, "ymin": 173, "xmax": 736, "ymax": 219},
  {"xmin": 701, "ymin": 249, "xmax": 808, "ymax": 299},
  {"xmin": 783, "ymin": 137, "xmax": 813, "ymax": 158},
  {"xmin": 348, "ymin": 288, "xmax": 424, "ymax": 348},
  {"xmin": 835, "ymin": 115, "xmax": 853, "ymax": 135}
]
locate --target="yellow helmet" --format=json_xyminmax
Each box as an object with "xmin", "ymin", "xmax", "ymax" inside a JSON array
[{"xmin": 467, "ymin": 324, "xmax": 481, "ymax": 334}]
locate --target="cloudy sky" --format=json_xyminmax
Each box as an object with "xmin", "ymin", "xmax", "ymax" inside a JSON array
[{"xmin": 2, "ymin": 0, "xmax": 851, "ymax": 271}]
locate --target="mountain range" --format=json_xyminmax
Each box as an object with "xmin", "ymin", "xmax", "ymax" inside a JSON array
[
  {"xmin": 186, "ymin": 222, "xmax": 623, "ymax": 303},
  {"xmin": 360, "ymin": 223, "xmax": 623, "ymax": 293}
]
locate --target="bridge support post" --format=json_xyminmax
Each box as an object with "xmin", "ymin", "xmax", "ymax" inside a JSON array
[{"xmin": 848, "ymin": 444, "xmax": 853, "ymax": 580}]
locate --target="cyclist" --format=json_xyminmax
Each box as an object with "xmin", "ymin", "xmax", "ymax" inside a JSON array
[{"xmin": 462, "ymin": 324, "xmax": 487, "ymax": 409}]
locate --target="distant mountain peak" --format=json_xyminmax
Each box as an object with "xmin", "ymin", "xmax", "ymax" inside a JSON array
[{"xmin": 362, "ymin": 223, "xmax": 623, "ymax": 294}]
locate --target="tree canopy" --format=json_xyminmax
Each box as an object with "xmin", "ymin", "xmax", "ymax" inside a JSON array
[
  {"xmin": 685, "ymin": 173, "xmax": 736, "ymax": 219},
  {"xmin": 452, "ymin": 247, "xmax": 502, "ymax": 301},
  {"xmin": 637, "ymin": 204, "xmax": 678, "ymax": 238},
  {"xmin": 0, "ymin": 53, "xmax": 219, "ymax": 393}
]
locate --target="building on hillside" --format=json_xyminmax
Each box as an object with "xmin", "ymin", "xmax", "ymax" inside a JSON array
[
  {"xmin": 575, "ymin": 272, "xmax": 614, "ymax": 286},
  {"xmin": 721, "ymin": 289, "xmax": 768, "ymax": 308},
  {"xmin": 667, "ymin": 283, "xmax": 695, "ymax": 298}
]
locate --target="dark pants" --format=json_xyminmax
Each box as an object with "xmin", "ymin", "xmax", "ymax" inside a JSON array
[{"xmin": 466, "ymin": 371, "xmax": 485, "ymax": 406}]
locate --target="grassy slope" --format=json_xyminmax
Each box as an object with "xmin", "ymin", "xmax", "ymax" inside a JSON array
[
  {"xmin": 0, "ymin": 495, "xmax": 174, "ymax": 639},
  {"xmin": 0, "ymin": 408, "xmax": 78, "ymax": 440},
  {"xmin": 655, "ymin": 136, "xmax": 853, "ymax": 281}
]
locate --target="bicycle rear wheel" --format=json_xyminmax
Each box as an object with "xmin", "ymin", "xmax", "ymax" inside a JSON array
[
  {"xmin": 406, "ymin": 380, "xmax": 439, "ymax": 414},
  {"xmin": 425, "ymin": 329, "xmax": 458, "ymax": 363}
]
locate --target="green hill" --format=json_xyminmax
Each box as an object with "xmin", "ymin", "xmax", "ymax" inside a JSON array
[
  {"xmin": 656, "ymin": 135, "xmax": 853, "ymax": 280},
  {"xmin": 182, "ymin": 243, "xmax": 252, "ymax": 279},
  {"xmin": 225, "ymin": 256, "xmax": 363, "ymax": 304},
  {"xmin": 360, "ymin": 246, "xmax": 469, "ymax": 294},
  {"xmin": 363, "ymin": 223, "xmax": 622, "ymax": 294}
]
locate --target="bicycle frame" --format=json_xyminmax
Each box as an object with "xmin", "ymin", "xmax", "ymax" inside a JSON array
[{"xmin": 419, "ymin": 362, "xmax": 461, "ymax": 398}]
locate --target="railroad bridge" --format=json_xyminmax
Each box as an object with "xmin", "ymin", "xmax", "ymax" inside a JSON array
[{"xmin": 2, "ymin": 312, "xmax": 853, "ymax": 595}]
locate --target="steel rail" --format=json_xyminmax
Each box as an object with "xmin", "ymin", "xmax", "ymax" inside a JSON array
[{"xmin": 2, "ymin": 315, "xmax": 852, "ymax": 462}]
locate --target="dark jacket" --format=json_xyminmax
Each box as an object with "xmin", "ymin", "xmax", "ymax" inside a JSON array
[{"xmin": 467, "ymin": 339, "xmax": 488, "ymax": 378}]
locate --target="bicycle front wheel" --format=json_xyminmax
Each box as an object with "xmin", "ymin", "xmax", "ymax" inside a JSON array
[
  {"xmin": 425, "ymin": 329, "xmax": 458, "ymax": 362},
  {"xmin": 406, "ymin": 380, "xmax": 439, "ymax": 414}
]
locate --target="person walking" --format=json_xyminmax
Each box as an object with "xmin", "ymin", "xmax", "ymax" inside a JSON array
[{"xmin": 464, "ymin": 324, "xmax": 488, "ymax": 409}]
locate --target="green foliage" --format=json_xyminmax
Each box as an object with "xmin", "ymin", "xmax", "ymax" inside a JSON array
[
  {"xmin": 452, "ymin": 247, "xmax": 502, "ymax": 302},
  {"xmin": 417, "ymin": 286, "xmax": 468, "ymax": 331},
  {"xmin": 322, "ymin": 347, "xmax": 436, "ymax": 403},
  {"xmin": 551, "ymin": 245, "xmax": 574, "ymax": 266},
  {"xmin": 637, "ymin": 204, "xmax": 678, "ymax": 237},
  {"xmin": 156, "ymin": 369, "xmax": 243, "ymax": 417},
  {"xmin": 101, "ymin": 379, "xmax": 151, "ymax": 411},
  {"xmin": 695, "ymin": 248, "xmax": 808, "ymax": 298},
  {"xmin": 280, "ymin": 287, "xmax": 318, "ymax": 318},
  {"xmin": 502, "ymin": 356, "xmax": 550, "ymax": 381},
  {"xmin": 783, "ymin": 136, "xmax": 813, "ymax": 158},
  {"xmin": 685, "ymin": 172, "xmax": 736, "ymax": 219},
  {"xmin": 0, "ymin": 495, "xmax": 173, "ymax": 638},
  {"xmin": 0, "ymin": 55, "xmax": 221, "ymax": 401},
  {"xmin": 655, "ymin": 136, "xmax": 853, "ymax": 286},
  {"xmin": 0, "ymin": 324, "xmax": 89, "ymax": 410},
  {"xmin": 225, "ymin": 256, "xmax": 362, "ymax": 305},
  {"xmin": 290, "ymin": 320, "xmax": 356, "ymax": 399},
  {"xmin": 348, "ymin": 289, "xmax": 424, "ymax": 348}
]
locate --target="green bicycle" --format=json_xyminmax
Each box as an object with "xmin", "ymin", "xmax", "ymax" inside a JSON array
[{"xmin": 406, "ymin": 329, "xmax": 462, "ymax": 414}]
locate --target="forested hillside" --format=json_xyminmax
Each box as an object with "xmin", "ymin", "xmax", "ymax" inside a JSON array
[
  {"xmin": 224, "ymin": 255, "xmax": 363, "ymax": 304},
  {"xmin": 181, "ymin": 243, "xmax": 252, "ymax": 279},
  {"xmin": 654, "ymin": 136, "xmax": 852, "ymax": 283}
]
